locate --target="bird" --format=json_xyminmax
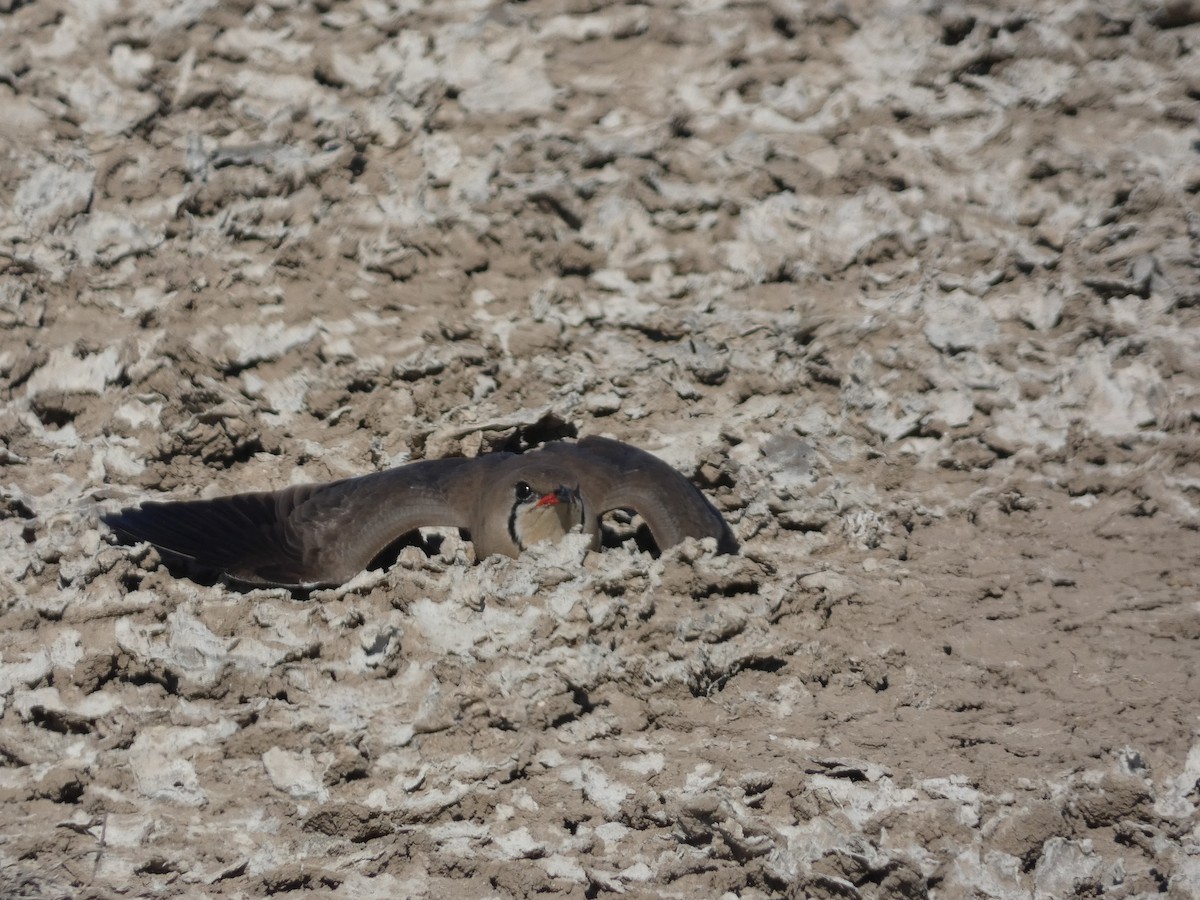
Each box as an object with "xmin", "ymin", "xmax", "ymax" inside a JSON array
[{"xmin": 102, "ymin": 436, "xmax": 738, "ymax": 587}]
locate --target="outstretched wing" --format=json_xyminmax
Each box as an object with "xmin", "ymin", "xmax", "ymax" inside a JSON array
[
  {"xmin": 103, "ymin": 457, "xmax": 499, "ymax": 587},
  {"xmin": 545, "ymin": 436, "xmax": 738, "ymax": 554}
]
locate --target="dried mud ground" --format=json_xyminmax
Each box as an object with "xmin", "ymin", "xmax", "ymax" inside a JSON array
[{"xmin": 2, "ymin": 1, "xmax": 1200, "ymax": 898}]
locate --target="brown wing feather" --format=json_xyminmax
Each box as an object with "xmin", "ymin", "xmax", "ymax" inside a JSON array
[
  {"xmin": 103, "ymin": 457, "xmax": 498, "ymax": 586},
  {"xmin": 546, "ymin": 437, "xmax": 738, "ymax": 554}
]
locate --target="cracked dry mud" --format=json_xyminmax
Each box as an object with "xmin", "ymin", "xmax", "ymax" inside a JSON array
[{"xmin": 2, "ymin": 1, "xmax": 1199, "ymax": 898}]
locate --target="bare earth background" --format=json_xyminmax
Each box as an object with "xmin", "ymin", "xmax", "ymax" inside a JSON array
[{"xmin": 2, "ymin": 0, "xmax": 1199, "ymax": 897}]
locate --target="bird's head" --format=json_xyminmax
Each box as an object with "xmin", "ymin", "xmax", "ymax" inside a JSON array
[{"xmin": 506, "ymin": 478, "xmax": 586, "ymax": 551}]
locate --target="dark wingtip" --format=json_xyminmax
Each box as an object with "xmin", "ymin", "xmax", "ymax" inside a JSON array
[
  {"xmin": 717, "ymin": 528, "xmax": 740, "ymax": 556},
  {"xmin": 101, "ymin": 506, "xmax": 150, "ymax": 544},
  {"xmin": 99, "ymin": 500, "xmax": 221, "ymax": 562},
  {"xmin": 99, "ymin": 494, "xmax": 323, "ymax": 589},
  {"xmin": 704, "ymin": 498, "xmax": 740, "ymax": 556}
]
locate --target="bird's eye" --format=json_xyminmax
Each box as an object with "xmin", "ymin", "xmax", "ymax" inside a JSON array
[{"xmin": 514, "ymin": 482, "xmax": 534, "ymax": 501}]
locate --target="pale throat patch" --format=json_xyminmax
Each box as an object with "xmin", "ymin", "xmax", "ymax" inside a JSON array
[{"xmin": 516, "ymin": 500, "xmax": 585, "ymax": 549}]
